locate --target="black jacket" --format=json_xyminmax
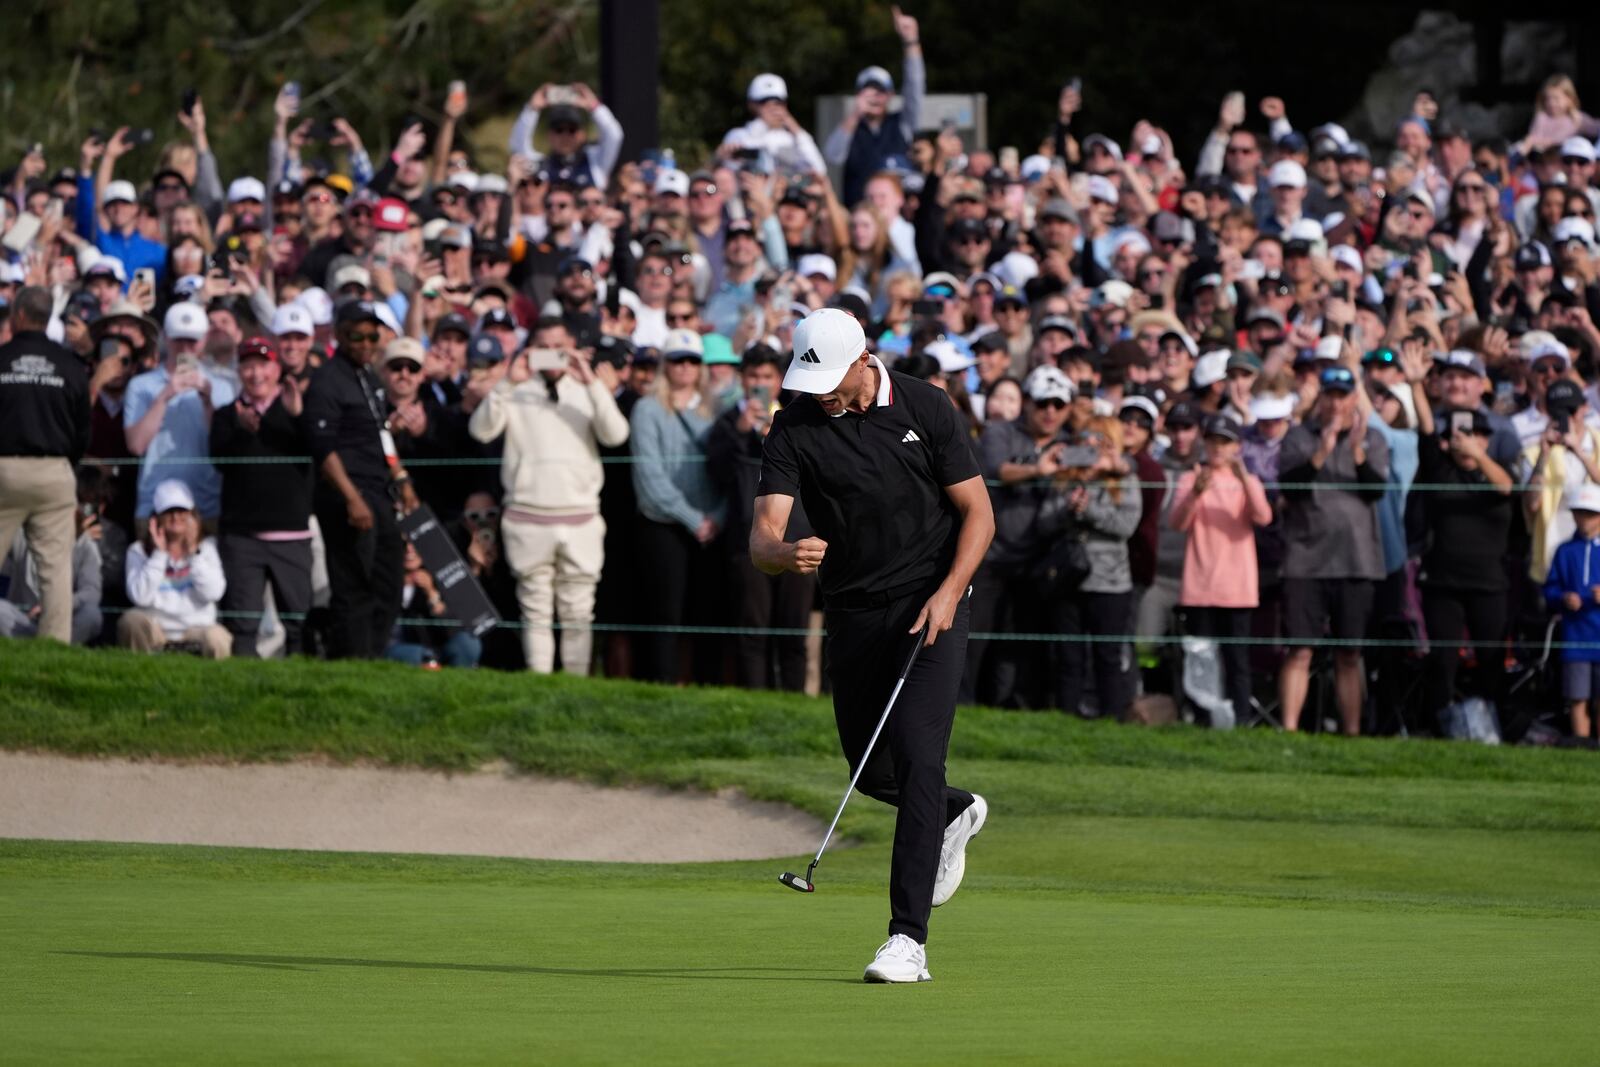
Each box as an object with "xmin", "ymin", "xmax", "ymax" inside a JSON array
[
  {"xmin": 0, "ymin": 330, "xmax": 90, "ymax": 462},
  {"xmin": 706, "ymin": 403, "xmax": 812, "ymax": 554},
  {"xmin": 210, "ymin": 394, "xmax": 314, "ymax": 534}
]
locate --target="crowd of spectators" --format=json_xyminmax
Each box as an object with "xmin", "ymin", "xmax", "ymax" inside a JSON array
[{"xmin": 4, "ymin": 18, "xmax": 1600, "ymax": 745}]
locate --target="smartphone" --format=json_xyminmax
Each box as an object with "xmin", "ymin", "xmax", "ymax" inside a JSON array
[
  {"xmin": 732, "ymin": 147, "xmax": 761, "ymax": 163},
  {"xmin": 1065, "ymin": 77, "xmax": 1083, "ymax": 96},
  {"xmin": 546, "ymin": 84, "xmax": 578, "ymax": 106},
  {"xmin": 1239, "ymin": 259, "xmax": 1266, "ymax": 281},
  {"xmin": 46, "ymin": 197, "xmax": 64, "ymax": 222},
  {"xmin": 132, "ymin": 267, "xmax": 156, "ymax": 292},
  {"xmin": 174, "ymin": 354, "xmax": 200, "ymax": 380},
  {"xmin": 524, "ymin": 347, "xmax": 566, "ymax": 372},
  {"xmin": 2, "ymin": 212, "xmax": 41, "ymax": 253},
  {"xmin": 999, "ymin": 146, "xmax": 1019, "ymax": 173},
  {"xmin": 129, "ymin": 128, "xmax": 155, "ymax": 147},
  {"xmin": 1554, "ymin": 411, "xmax": 1571, "ymax": 434},
  {"xmin": 1329, "ymin": 280, "xmax": 1349, "ymax": 300},
  {"xmin": 181, "ymin": 88, "xmax": 198, "ymax": 116},
  {"xmin": 1060, "ymin": 444, "xmax": 1101, "ymax": 467},
  {"xmin": 284, "ymin": 81, "xmax": 300, "ymax": 105},
  {"xmin": 1449, "ymin": 410, "xmax": 1475, "ymax": 438},
  {"xmin": 98, "ymin": 337, "xmax": 130, "ymax": 365}
]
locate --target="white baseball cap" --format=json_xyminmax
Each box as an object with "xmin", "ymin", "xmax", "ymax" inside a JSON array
[
  {"xmin": 474, "ymin": 174, "xmax": 509, "ymax": 196},
  {"xmin": 227, "ymin": 176, "xmax": 267, "ymax": 204},
  {"xmin": 1560, "ymin": 136, "xmax": 1597, "ymax": 163},
  {"xmin": 373, "ymin": 301, "xmax": 402, "ymax": 335},
  {"xmin": 1329, "ymin": 245, "xmax": 1364, "ymax": 274},
  {"xmin": 1086, "ymin": 175, "xmax": 1119, "ymax": 204},
  {"xmin": 924, "ymin": 339, "xmax": 974, "ymax": 373},
  {"xmin": 1023, "ymin": 365, "xmax": 1074, "ymax": 404},
  {"xmin": 1521, "ymin": 330, "xmax": 1570, "ymax": 365},
  {"xmin": 271, "ymin": 303, "xmax": 314, "ymax": 337},
  {"xmin": 1269, "ymin": 160, "xmax": 1307, "ymax": 189},
  {"xmin": 785, "ymin": 307, "xmax": 866, "ymax": 394},
  {"xmin": 152, "ymin": 479, "xmax": 196, "ymax": 515},
  {"xmin": 1251, "ymin": 392, "xmax": 1297, "ymax": 421},
  {"xmin": 1192, "ymin": 350, "xmax": 1230, "ymax": 388},
  {"xmin": 797, "ymin": 253, "xmax": 837, "ymax": 281},
  {"xmin": 103, "ymin": 180, "xmax": 137, "ymax": 205},
  {"xmin": 748, "ymin": 73, "xmax": 788, "ymax": 102},
  {"xmin": 654, "ymin": 169, "xmax": 690, "ymax": 197},
  {"xmin": 1553, "ymin": 216, "xmax": 1596, "ymax": 248},
  {"xmin": 163, "ymin": 301, "xmax": 208, "ymax": 342},
  {"xmin": 1286, "ymin": 217, "xmax": 1324, "ymax": 244},
  {"xmin": 1571, "ymin": 483, "xmax": 1600, "ymax": 513},
  {"xmin": 449, "ymin": 171, "xmax": 480, "ymax": 194},
  {"xmin": 333, "ymin": 264, "xmax": 372, "ymax": 292},
  {"xmin": 662, "ymin": 328, "xmax": 704, "ymax": 359},
  {"xmin": 85, "ymin": 255, "xmax": 128, "ymax": 283},
  {"xmin": 295, "ymin": 287, "xmax": 334, "ymax": 326}
]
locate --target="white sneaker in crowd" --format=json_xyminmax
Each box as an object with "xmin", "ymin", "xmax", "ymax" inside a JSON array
[
  {"xmin": 863, "ymin": 933, "xmax": 931, "ymax": 983},
  {"xmin": 932, "ymin": 793, "xmax": 987, "ymax": 907}
]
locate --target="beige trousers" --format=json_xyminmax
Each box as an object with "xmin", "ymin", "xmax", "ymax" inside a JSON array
[
  {"xmin": 501, "ymin": 515, "xmax": 605, "ymax": 674},
  {"xmin": 117, "ymin": 610, "xmax": 232, "ymax": 659},
  {"xmin": 0, "ymin": 456, "xmax": 77, "ymax": 644}
]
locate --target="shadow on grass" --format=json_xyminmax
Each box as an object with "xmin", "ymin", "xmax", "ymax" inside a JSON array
[{"xmin": 57, "ymin": 950, "xmax": 858, "ymax": 983}]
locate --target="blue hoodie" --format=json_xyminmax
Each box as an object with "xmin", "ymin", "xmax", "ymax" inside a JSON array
[{"xmin": 1542, "ymin": 534, "xmax": 1600, "ymax": 663}]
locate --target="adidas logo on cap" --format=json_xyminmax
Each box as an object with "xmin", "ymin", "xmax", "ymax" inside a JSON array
[{"xmin": 799, "ymin": 348, "xmax": 822, "ymax": 364}]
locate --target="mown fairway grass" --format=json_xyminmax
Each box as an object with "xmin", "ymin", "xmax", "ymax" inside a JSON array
[{"xmin": 2, "ymin": 641, "xmax": 1597, "ymax": 1065}]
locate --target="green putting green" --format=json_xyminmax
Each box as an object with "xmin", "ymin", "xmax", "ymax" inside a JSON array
[{"xmin": 2, "ymin": 642, "xmax": 1598, "ymax": 1064}]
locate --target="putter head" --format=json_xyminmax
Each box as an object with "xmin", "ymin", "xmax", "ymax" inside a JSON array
[{"xmin": 778, "ymin": 871, "xmax": 814, "ymax": 893}]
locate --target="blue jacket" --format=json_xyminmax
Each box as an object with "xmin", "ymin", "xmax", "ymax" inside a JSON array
[
  {"xmin": 76, "ymin": 175, "xmax": 167, "ymax": 286},
  {"xmin": 1542, "ymin": 535, "xmax": 1600, "ymax": 663}
]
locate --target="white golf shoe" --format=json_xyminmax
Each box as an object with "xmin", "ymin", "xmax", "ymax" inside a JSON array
[
  {"xmin": 863, "ymin": 934, "xmax": 931, "ymax": 983},
  {"xmin": 932, "ymin": 793, "xmax": 987, "ymax": 907}
]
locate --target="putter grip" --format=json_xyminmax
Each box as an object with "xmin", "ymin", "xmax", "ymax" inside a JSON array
[{"xmin": 900, "ymin": 625, "xmax": 929, "ymax": 678}]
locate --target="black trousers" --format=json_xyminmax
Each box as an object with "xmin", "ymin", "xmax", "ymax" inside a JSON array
[
  {"xmin": 963, "ymin": 559, "xmax": 1042, "ymax": 708},
  {"xmin": 315, "ymin": 492, "xmax": 404, "ymax": 660},
  {"xmin": 1421, "ymin": 585, "xmax": 1507, "ymax": 730},
  {"xmin": 634, "ymin": 517, "xmax": 718, "ymax": 683},
  {"xmin": 727, "ymin": 554, "xmax": 812, "ymax": 691},
  {"xmin": 826, "ymin": 588, "xmax": 974, "ymax": 944},
  {"xmin": 1185, "ymin": 605, "xmax": 1254, "ymax": 725},
  {"xmin": 1052, "ymin": 589, "xmax": 1134, "ymax": 718},
  {"xmin": 217, "ymin": 534, "xmax": 314, "ymax": 657}
]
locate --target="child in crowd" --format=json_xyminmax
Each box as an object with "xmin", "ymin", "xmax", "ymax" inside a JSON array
[{"xmin": 1543, "ymin": 484, "xmax": 1600, "ymax": 741}]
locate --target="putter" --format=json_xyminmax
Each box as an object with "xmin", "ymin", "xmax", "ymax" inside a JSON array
[{"xmin": 780, "ymin": 624, "xmax": 929, "ymax": 894}]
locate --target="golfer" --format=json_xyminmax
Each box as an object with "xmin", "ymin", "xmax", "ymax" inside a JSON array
[{"xmin": 751, "ymin": 308, "xmax": 995, "ymax": 983}]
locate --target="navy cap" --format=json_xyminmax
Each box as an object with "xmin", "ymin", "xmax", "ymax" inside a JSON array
[
  {"xmin": 558, "ymin": 255, "xmax": 594, "ymax": 276},
  {"xmin": 335, "ymin": 300, "xmax": 383, "ymax": 327},
  {"xmin": 1320, "ymin": 366, "xmax": 1357, "ymax": 393},
  {"xmin": 480, "ymin": 308, "xmax": 517, "ymax": 331},
  {"xmin": 469, "ymin": 334, "xmax": 505, "ymax": 365},
  {"xmin": 1546, "ymin": 379, "xmax": 1584, "ymax": 413},
  {"xmin": 432, "ymin": 312, "xmax": 472, "ymax": 338},
  {"xmin": 632, "ymin": 345, "xmax": 661, "ymax": 365},
  {"xmin": 594, "ymin": 333, "xmax": 635, "ymax": 368},
  {"xmin": 1202, "ymin": 413, "xmax": 1242, "ymax": 441},
  {"xmin": 1166, "ymin": 401, "xmax": 1202, "ymax": 427}
]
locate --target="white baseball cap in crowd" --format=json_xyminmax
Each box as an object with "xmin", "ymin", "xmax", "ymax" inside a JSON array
[
  {"xmin": 1560, "ymin": 136, "xmax": 1597, "ymax": 163},
  {"xmin": 333, "ymin": 264, "xmax": 372, "ymax": 293},
  {"xmin": 373, "ymin": 301, "xmax": 402, "ymax": 335},
  {"xmin": 295, "ymin": 287, "xmax": 334, "ymax": 327},
  {"xmin": 1314, "ymin": 335, "xmax": 1345, "ymax": 362},
  {"xmin": 654, "ymin": 169, "xmax": 690, "ymax": 198},
  {"xmin": 449, "ymin": 171, "xmax": 480, "ymax": 194},
  {"xmin": 997, "ymin": 250, "xmax": 1039, "ymax": 288},
  {"xmin": 474, "ymin": 174, "xmax": 509, "ymax": 196},
  {"xmin": 1521, "ymin": 330, "xmax": 1570, "ymax": 365},
  {"xmin": 227, "ymin": 176, "xmax": 267, "ymax": 204},
  {"xmin": 1023, "ymin": 365, "xmax": 1074, "ymax": 404},
  {"xmin": 84, "ymin": 255, "xmax": 128, "ymax": 283},
  {"xmin": 797, "ymin": 253, "xmax": 837, "ymax": 281},
  {"xmin": 1571, "ymin": 483, "xmax": 1600, "ymax": 513},
  {"xmin": 1286, "ymin": 217, "xmax": 1324, "ymax": 244},
  {"xmin": 855, "ymin": 65, "xmax": 894, "ymax": 93},
  {"xmin": 1553, "ymin": 216, "xmax": 1597, "ymax": 249},
  {"xmin": 662, "ymin": 328, "xmax": 704, "ymax": 359},
  {"xmin": 1269, "ymin": 160, "xmax": 1307, "ymax": 189},
  {"xmin": 1086, "ymin": 175, "xmax": 1119, "ymax": 204},
  {"xmin": 785, "ymin": 307, "xmax": 867, "ymax": 394},
  {"xmin": 1329, "ymin": 245, "xmax": 1364, "ymax": 274},
  {"xmin": 748, "ymin": 73, "xmax": 788, "ymax": 102},
  {"xmin": 163, "ymin": 301, "xmax": 209, "ymax": 342},
  {"xmin": 103, "ymin": 180, "xmax": 138, "ymax": 206},
  {"xmin": 173, "ymin": 274, "xmax": 205, "ymax": 300},
  {"xmin": 1192, "ymin": 350, "xmax": 1230, "ymax": 388},
  {"xmin": 1095, "ymin": 280, "xmax": 1134, "ymax": 309},
  {"xmin": 266, "ymin": 305, "xmax": 310, "ymax": 339},
  {"xmin": 1082, "ymin": 134, "xmax": 1124, "ymax": 162},
  {"xmin": 1020, "ymin": 154, "xmax": 1052, "ymax": 183},
  {"xmin": 1251, "ymin": 392, "xmax": 1298, "ymax": 421},
  {"xmin": 152, "ymin": 479, "xmax": 196, "ymax": 515},
  {"xmin": 924, "ymin": 339, "xmax": 975, "ymax": 373}
]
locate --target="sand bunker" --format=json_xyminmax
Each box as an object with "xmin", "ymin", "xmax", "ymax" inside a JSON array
[{"xmin": 0, "ymin": 751, "xmax": 822, "ymax": 863}]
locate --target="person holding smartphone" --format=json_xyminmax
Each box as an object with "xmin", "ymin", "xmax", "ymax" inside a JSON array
[{"xmin": 468, "ymin": 317, "xmax": 627, "ymax": 675}]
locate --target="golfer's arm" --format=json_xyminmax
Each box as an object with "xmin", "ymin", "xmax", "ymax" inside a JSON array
[
  {"xmin": 750, "ymin": 494, "xmax": 798, "ymax": 576},
  {"xmin": 940, "ymin": 475, "xmax": 995, "ymax": 594}
]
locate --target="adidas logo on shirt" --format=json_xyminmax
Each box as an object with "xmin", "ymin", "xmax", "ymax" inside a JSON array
[
  {"xmin": 799, "ymin": 348, "xmax": 822, "ymax": 364},
  {"xmin": 902, "ymin": 430, "xmax": 921, "ymax": 444}
]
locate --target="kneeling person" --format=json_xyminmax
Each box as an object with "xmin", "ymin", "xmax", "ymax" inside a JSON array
[
  {"xmin": 119, "ymin": 479, "xmax": 230, "ymax": 658},
  {"xmin": 750, "ymin": 309, "xmax": 995, "ymax": 983}
]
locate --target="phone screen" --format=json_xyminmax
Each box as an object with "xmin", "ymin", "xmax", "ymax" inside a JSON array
[
  {"xmin": 524, "ymin": 348, "xmax": 566, "ymax": 373},
  {"xmin": 1449, "ymin": 411, "xmax": 1474, "ymax": 437}
]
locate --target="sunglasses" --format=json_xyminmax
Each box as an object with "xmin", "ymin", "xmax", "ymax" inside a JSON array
[
  {"xmin": 388, "ymin": 360, "xmax": 423, "ymax": 374},
  {"xmin": 465, "ymin": 507, "xmax": 501, "ymax": 524},
  {"xmin": 1532, "ymin": 360, "xmax": 1566, "ymax": 376},
  {"xmin": 348, "ymin": 207, "xmax": 373, "ymax": 219},
  {"xmin": 666, "ymin": 355, "xmax": 703, "ymax": 365},
  {"xmin": 344, "ymin": 330, "xmax": 381, "ymax": 344},
  {"xmin": 276, "ymin": 210, "xmax": 303, "ymax": 221},
  {"xmin": 548, "ymin": 200, "xmax": 575, "ymax": 211},
  {"xmin": 1034, "ymin": 398, "xmax": 1068, "ymax": 411},
  {"xmin": 1225, "ymin": 145, "xmax": 1257, "ymax": 156},
  {"xmin": 667, "ymin": 312, "xmax": 696, "ymax": 324},
  {"xmin": 955, "ymin": 236, "xmax": 987, "ymax": 246},
  {"xmin": 996, "ymin": 302, "xmax": 1027, "ymax": 313},
  {"xmin": 1119, "ymin": 412, "xmax": 1153, "ymax": 427},
  {"xmin": 550, "ymin": 124, "xmax": 580, "ymax": 135}
]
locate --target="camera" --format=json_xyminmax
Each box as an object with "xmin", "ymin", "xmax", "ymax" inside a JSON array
[
  {"xmin": 129, "ymin": 128, "xmax": 156, "ymax": 147},
  {"xmin": 1329, "ymin": 280, "xmax": 1349, "ymax": 300}
]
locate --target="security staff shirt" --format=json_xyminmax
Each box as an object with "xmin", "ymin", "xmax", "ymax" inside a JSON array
[
  {"xmin": 0, "ymin": 331, "xmax": 90, "ymax": 461},
  {"xmin": 757, "ymin": 359, "xmax": 980, "ymax": 605}
]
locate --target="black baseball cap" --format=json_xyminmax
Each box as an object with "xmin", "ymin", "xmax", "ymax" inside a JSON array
[
  {"xmin": 1362, "ymin": 346, "xmax": 1400, "ymax": 366},
  {"xmin": 469, "ymin": 334, "xmax": 505, "ymax": 365},
  {"xmin": 480, "ymin": 308, "xmax": 517, "ymax": 331},
  {"xmin": 1202, "ymin": 413, "xmax": 1242, "ymax": 441},
  {"xmin": 433, "ymin": 312, "xmax": 472, "ymax": 339},
  {"xmin": 1166, "ymin": 401, "xmax": 1201, "ymax": 427},
  {"xmin": 1320, "ymin": 366, "xmax": 1358, "ymax": 393},
  {"xmin": 1546, "ymin": 379, "xmax": 1585, "ymax": 413},
  {"xmin": 335, "ymin": 300, "xmax": 383, "ymax": 327},
  {"xmin": 594, "ymin": 334, "xmax": 635, "ymax": 369}
]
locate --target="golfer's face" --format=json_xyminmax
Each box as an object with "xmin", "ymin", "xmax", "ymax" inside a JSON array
[{"xmin": 815, "ymin": 359, "xmax": 864, "ymax": 416}]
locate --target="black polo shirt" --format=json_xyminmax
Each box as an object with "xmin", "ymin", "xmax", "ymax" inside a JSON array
[
  {"xmin": 757, "ymin": 360, "xmax": 980, "ymax": 606},
  {"xmin": 303, "ymin": 354, "xmax": 390, "ymax": 500}
]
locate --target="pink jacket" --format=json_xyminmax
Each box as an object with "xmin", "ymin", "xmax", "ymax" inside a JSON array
[{"xmin": 1169, "ymin": 468, "xmax": 1273, "ymax": 608}]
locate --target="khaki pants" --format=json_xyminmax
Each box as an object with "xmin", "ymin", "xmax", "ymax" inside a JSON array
[
  {"xmin": 0, "ymin": 456, "xmax": 77, "ymax": 644},
  {"xmin": 117, "ymin": 610, "xmax": 232, "ymax": 659},
  {"xmin": 502, "ymin": 515, "xmax": 605, "ymax": 674}
]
